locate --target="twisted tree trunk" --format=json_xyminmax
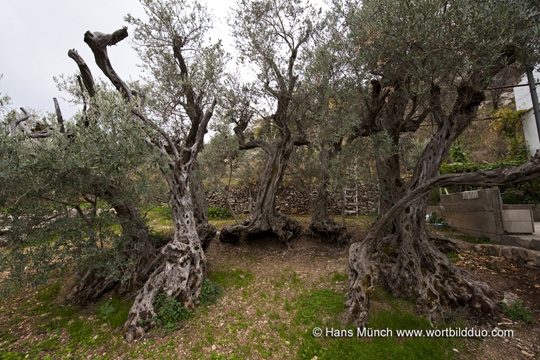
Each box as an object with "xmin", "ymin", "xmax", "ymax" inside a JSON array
[
  {"xmin": 220, "ymin": 139, "xmax": 301, "ymax": 247},
  {"xmin": 190, "ymin": 161, "xmax": 216, "ymax": 251},
  {"xmin": 308, "ymin": 148, "xmax": 350, "ymax": 244},
  {"xmin": 124, "ymin": 168, "xmax": 206, "ymax": 341}
]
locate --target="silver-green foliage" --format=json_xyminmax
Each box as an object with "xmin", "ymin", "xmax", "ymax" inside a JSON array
[{"xmin": 0, "ymin": 84, "xmax": 159, "ymax": 295}]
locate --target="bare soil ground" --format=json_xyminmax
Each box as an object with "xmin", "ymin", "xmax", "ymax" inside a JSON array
[{"xmin": 0, "ymin": 217, "xmax": 538, "ymax": 359}]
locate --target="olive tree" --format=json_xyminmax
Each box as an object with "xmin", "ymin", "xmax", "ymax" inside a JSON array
[
  {"xmin": 219, "ymin": 0, "xmax": 322, "ymax": 247},
  {"xmin": 0, "ymin": 86, "xmax": 158, "ymax": 299},
  {"xmin": 70, "ymin": 0, "xmax": 227, "ymax": 340},
  {"xmin": 336, "ymin": 0, "xmax": 540, "ymax": 326}
]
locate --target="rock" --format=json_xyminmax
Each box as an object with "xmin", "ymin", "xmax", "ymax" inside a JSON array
[
  {"xmin": 0, "ymin": 237, "xmax": 7, "ymax": 247},
  {"xmin": 502, "ymin": 292, "xmax": 520, "ymax": 306}
]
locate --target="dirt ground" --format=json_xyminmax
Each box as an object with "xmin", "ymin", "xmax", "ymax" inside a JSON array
[
  {"xmin": 0, "ymin": 218, "xmax": 539, "ymax": 359},
  {"xmin": 448, "ymin": 236, "xmax": 540, "ymax": 360}
]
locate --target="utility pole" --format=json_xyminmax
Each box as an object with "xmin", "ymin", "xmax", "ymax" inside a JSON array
[{"xmin": 524, "ymin": 56, "xmax": 540, "ymax": 141}]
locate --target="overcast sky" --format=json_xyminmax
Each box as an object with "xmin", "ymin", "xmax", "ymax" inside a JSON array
[{"xmin": 0, "ymin": 0, "xmax": 237, "ymax": 118}]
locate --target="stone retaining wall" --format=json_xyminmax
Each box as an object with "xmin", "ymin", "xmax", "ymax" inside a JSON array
[{"xmin": 206, "ymin": 184, "xmax": 379, "ymax": 216}]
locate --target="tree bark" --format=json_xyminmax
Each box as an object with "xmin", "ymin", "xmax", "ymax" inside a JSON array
[
  {"xmin": 190, "ymin": 161, "xmax": 216, "ymax": 251},
  {"xmin": 124, "ymin": 168, "xmax": 206, "ymax": 342},
  {"xmin": 308, "ymin": 148, "xmax": 350, "ymax": 244},
  {"xmin": 220, "ymin": 139, "xmax": 301, "ymax": 247}
]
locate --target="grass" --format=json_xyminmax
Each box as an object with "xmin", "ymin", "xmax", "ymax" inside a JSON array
[
  {"xmin": 502, "ymin": 300, "xmax": 535, "ymax": 323},
  {"xmin": 296, "ymin": 287, "xmax": 463, "ymax": 360},
  {"xmin": 208, "ymin": 268, "xmax": 254, "ymax": 289},
  {"xmin": 456, "ymin": 234, "xmax": 492, "ymax": 244},
  {"xmin": 0, "ymin": 213, "xmax": 478, "ymax": 359}
]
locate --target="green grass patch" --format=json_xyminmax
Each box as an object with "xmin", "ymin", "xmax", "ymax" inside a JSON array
[
  {"xmin": 502, "ymin": 300, "xmax": 534, "ymax": 323},
  {"xmin": 151, "ymin": 205, "xmax": 172, "ymax": 220},
  {"xmin": 98, "ymin": 296, "xmax": 132, "ymax": 328},
  {"xmin": 208, "ymin": 268, "xmax": 254, "ymax": 289},
  {"xmin": 296, "ymin": 287, "xmax": 463, "ymax": 360},
  {"xmin": 456, "ymin": 234, "xmax": 491, "ymax": 244},
  {"xmin": 330, "ymin": 271, "xmax": 348, "ymax": 283},
  {"xmin": 36, "ymin": 281, "xmax": 61, "ymax": 302},
  {"xmin": 294, "ymin": 289, "xmax": 345, "ymax": 326}
]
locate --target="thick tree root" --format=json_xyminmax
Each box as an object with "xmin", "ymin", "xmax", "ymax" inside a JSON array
[
  {"xmin": 197, "ymin": 223, "xmax": 217, "ymax": 251},
  {"xmin": 66, "ymin": 269, "xmax": 119, "ymax": 303},
  {"xmin": 220, "ymin": 213, "xmax": 301, "ymax": 247},
  {"xmin": 66, "ymin": 248, "xmax": 159, "ymax": 304},
  {"xmin": 123, "ymin": 240, "xmax": 206, "ymax": 342},
  {"xmin": 307, "ymin": 219, "xmax": 350, "ymax": 245},
  {"xmin": 346, "ymin": 233, "xmax": 498, "ymax": 327}
]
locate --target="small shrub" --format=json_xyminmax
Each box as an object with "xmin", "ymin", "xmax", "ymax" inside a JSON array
[
  {"xmin": 207, "ymin": 207, "xmax": 232, "ymax": 220},
  {"xmin": 154, "ymin": 293, "xmax": 192, "ymax": 331},
  {"xmin": 502, "ymin": 300, "xmax": 534, "ymax": 323},
  {"xmin": 198, "ymin": 278, "xmax": 223, "ymax": 306}
]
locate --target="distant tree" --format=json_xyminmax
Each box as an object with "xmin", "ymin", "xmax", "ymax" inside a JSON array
[
  {"xmin": 219, "ymin": 0, "xmax": 322, "ymax": 247},
  {"xmin": 71, "ymin": 0, "xmax": 227, "ymax": 340},
  {"xmin": 336, "ymin": 0, "xmax": 540, "ymax": 326}
]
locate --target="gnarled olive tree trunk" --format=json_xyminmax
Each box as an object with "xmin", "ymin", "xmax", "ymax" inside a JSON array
[
  {"xmin": 124, "ymin": 167, "xmax": 206, "ymax": 341},
  {"xmin": 220, "ymin": 139, "xmax": 301, "ymax": 247},
  {"xmin": 67, "ymin": 197, "xmax": 156, "ymax": 303},
  {"xmin": 346, "ymin": 82, "xmax": 540, "ymax": 325},
  {"xmin": 308, "ymin": 148, "xmax": 350, "ymax": 244},
  {"xmin": 190, "ymin": 161, "xmax": 216, "ymax": 251}
]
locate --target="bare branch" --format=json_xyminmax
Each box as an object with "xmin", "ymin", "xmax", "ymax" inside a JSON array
[
  {"xmin": 366, "ymin": 151, "xmax": 540, "ymax": 243},
  {"xmin": 68, "ymin": 49, "xmax": 96, "ymax": 97},
  {"xmin": 84, "ymin": 27, "xmax": 133, "ymax": 101},
  {"xmin": 53, "ymin": 98, "xmax": 65, "ymax": 133}
]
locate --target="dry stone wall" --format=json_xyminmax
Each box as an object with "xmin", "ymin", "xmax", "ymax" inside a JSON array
[{"xmin": 206, "ymin": 184, "xmax": 379, "ymax": 216}]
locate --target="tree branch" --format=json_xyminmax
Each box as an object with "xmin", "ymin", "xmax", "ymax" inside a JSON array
[
  {"xmin": 53, "ymin": 98, "xmax": 65, "ymax": 133},
  {"xmin": 365, "ymin": 151, "xmax": 540, "ymax": 243},
  {"xmin": 68, "ymin": 49, "xmax": 96, "ymax": 97},
  {"xmin": 84, "ymin": 27, "xmax": 133, "ymax": 101}
]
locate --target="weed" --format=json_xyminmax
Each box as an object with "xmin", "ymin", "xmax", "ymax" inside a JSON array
[
  {"xmin": 445, "ymin": 252, "xmax": 459, "ymax": 263},
  {"xmin": 153, "ymin": 292, "xmax": 192, "ymax": 331},
  {"xmin": 207, "ymin": 206, "xmax": 233, "ymax": 220},
  {"xmin": 198, "ymin": 278, "xmax": 223, "ymax": 306},
  {"xmin": 98, "ymin": 297, "xmax": 132, "ymax": 328},
  {"xmin": 502, "ymin": 300, "xmax": 534, "ymax": 323},
  {"xmin": 457, "ymin": 234, "xmax": 491, "ymax": 244},
  {"xmin": 330, "ymin": 271, "xmax": 348, "ymax": 282}
]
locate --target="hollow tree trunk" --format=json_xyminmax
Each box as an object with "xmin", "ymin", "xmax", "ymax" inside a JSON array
[
  {"xmin": 220, "ymin": 140, "xmax": 301, "ymax": 247},
  {"xmin": 124, "ymin": 168, "xmax": 206, "ymax": 342},
  {"xmin": 67, "ymin": 197, "xmax": 156, "ymax": 304},
  {"xmin": 308, "ymin": 148, "xmax": 350, "ymax": 244}
]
